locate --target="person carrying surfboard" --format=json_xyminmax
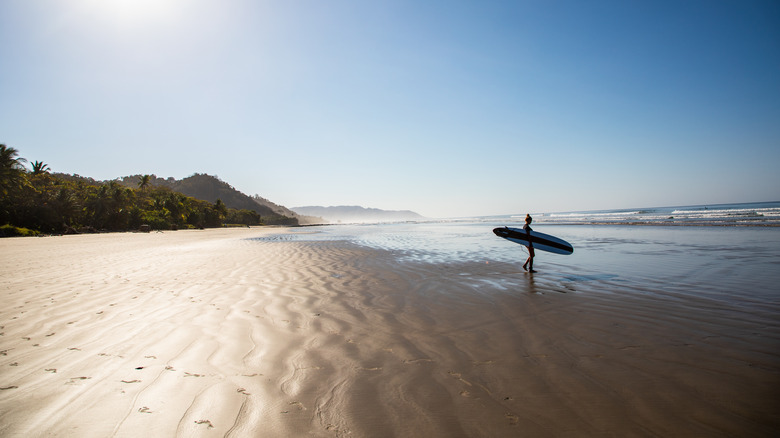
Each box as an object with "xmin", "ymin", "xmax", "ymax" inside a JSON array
[
  {"xmin": 492, "ymin": 218, "xmax": 573, "ymax": 257},
  {"xmin": 522, "ymin": 214, "xmax": 536, "ymax": 272}
]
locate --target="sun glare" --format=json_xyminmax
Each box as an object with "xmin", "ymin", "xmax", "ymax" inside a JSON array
[
  {"xmin": 115, "ymin": 0, "xmax": 170, "ymax": 18},
  {"xmin": 86, "ymin": 0, "xmax": 180, "ymax": 25}
]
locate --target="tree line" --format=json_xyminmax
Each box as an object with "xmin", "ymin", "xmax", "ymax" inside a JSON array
[{"xmin": 1, "ymin": 145, "xmax": 293, "ymax": 236}]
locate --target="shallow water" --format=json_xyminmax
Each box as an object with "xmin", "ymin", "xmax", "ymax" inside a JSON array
[{"xmin": 253, "ymin": 222, "xmax": 780, "ymax": 309}]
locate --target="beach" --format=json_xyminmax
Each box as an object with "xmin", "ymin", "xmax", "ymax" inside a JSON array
[{"xmin": 1, "ymin": 226, "xmax": 778, "ymax": 437}]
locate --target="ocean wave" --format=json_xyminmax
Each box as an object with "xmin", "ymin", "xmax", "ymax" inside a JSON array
[
  {"xmin": 524, "ymin": 202, "xmax": 780, "ymax": 226},
  {"xmin": 549, "ymin": 211, "xmax": 642, "ymax": 218},
  {"xmin": 670, "ymin": 207, "xmax": 780, "ymax": 218}
]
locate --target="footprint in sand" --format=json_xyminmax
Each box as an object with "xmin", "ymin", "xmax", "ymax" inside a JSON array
[
  {"xmin": 138, "ymin": 406, "xmax": 152, "ymax": 413},
  {"xmin": 505, "ymin": 413, "xmax": 519, "ymax": 425},
  {"xmin": 45, "ymin": 368, "xmax": 57, "ymax": 373},
  {"xmin": 237, "ymin": 387, "xmax": 250, "ymax": 395},
  {"xmin": 194, "ymin": 420, "xmax": 214, "ymax": 428},
  {"xmin": 184, "ymin": 372, "xmax": 204, "ymax": 378},
  {"xmin": 447, "ymin": 371, "xmax": 472, "ymax": 386},
  {"xmin": 66, "ymin": 377, "xmax": 91, "ymax": 385},
  {"xmin": 121, "ymin": 380, "xmax": 142, "ymax": 384},
  {"xmin": 1, "ymin": 386, "xmax": 19, "ymax": 390},
  {"xmin": 403, "ymin": 358, "xmax": 433, "ymax": 365}
]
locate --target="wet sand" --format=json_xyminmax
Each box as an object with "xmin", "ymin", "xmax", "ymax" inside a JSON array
[{"xmin": 1, "ymin": 227, "xmax": 778, "ymax": 437}]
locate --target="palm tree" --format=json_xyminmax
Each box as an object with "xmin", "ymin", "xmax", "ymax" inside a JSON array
[
  {"xmin": 31, "ymin": 161, "xmax": 50, "ymax": 175},
  {"xmin": 0, "ymin": 144, "xmax": 25, "ymax": 166},
  {"xmin": 0, "ymin": 144, "xmax": 28, "ymax": 196},
  {"xmin": 1, "ymin": 144, "xmax": 27, "ymax": 170},
  {"xmin": 138, "ymin": 174, "xmax": 151, "ymax": 191}
]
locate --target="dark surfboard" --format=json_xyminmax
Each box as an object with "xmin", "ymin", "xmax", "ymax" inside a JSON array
[{"xmin": 493, "ymin": 227, "xmax": 574, "ymax": 255}]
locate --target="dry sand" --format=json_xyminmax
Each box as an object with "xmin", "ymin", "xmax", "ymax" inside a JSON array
[{"xmin": 1, "ymin": 228, "xmax": 778, "ymax": 437}]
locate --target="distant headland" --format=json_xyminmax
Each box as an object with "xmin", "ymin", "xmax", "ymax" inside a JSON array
[{"xmin": 291, "ymin": 205, "xmax": 426, "ymax": 224}]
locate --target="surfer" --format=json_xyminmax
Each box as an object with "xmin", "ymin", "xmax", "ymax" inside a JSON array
[{"xmin": 522, "ymin": 214, "xmax": 536, "ymax": 272}]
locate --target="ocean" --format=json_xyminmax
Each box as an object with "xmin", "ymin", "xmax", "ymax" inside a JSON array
[{"xmin": 482, "ymin": 201, "xmax": 780, "ymax": 226}]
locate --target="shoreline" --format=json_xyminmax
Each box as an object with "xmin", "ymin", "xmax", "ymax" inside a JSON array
[
  {"xmin": 1, "ymin": 227, "xmax": 778, "ymax": 436},
  {"xmin": 3, "ymin": 216, "xmax": 779, "ymax": 241}
]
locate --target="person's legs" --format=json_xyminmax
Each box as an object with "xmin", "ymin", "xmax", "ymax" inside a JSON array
[{"xmin": 523, "ymin": 246, "xmax": 535, "ymax": 271}]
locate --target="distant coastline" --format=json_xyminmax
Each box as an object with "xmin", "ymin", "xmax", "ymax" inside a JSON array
[{"xmin": 291, "ymin": 205, "xmax": 425, "ymax": 224}]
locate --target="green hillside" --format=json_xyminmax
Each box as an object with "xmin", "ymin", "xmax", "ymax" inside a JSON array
[
  {"xmin": 0, "ymin": 145, "xmax": 300, "ymax": 236},
  {"xmin": 119, "ymin": 173, "xmax": 304, "ymax": 223}
]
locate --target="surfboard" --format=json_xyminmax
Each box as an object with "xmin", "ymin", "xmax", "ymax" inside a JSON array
[{"xmin": 493, "ymin": 227, "xmax": 574, "ymax": 255}]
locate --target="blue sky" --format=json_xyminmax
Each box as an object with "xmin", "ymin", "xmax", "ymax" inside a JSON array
[{"xmin": 2, "ymin": 0, "xmax": 778, "ymax": 218}]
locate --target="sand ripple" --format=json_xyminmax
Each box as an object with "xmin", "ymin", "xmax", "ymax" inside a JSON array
[{"xmin": 1, "ymin": 228, "xmax": 778, "ymax": 437}]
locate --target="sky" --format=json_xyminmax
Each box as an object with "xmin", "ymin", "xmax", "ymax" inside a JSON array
[{"xmin": 1, "ymin": 0, "xmax": 779, "ymax": 218}]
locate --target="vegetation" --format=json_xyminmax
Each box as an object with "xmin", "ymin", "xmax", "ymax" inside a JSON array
[
  {"xmin": 0, "ymin": 224, "xmax": 39, "ymax": 237},
  {"xmin": 118, "ymin": 173, "xmax": 301, "ymax": 221},
  {"xmin": 0, "ymin": 145, "xmax": 297, "ymax": 236}
]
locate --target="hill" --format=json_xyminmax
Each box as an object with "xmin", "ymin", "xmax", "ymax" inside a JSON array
[
  {"xmin": 291, "ymin": 206, "xmax": 426, "ymax": 224},
  {"xmin": 2, "ymin": 144, "xmax": 318, "ymax": 232},
  {"xmin": 119, "ymin": 174, "xmax": 319, "ymax": 225}
]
